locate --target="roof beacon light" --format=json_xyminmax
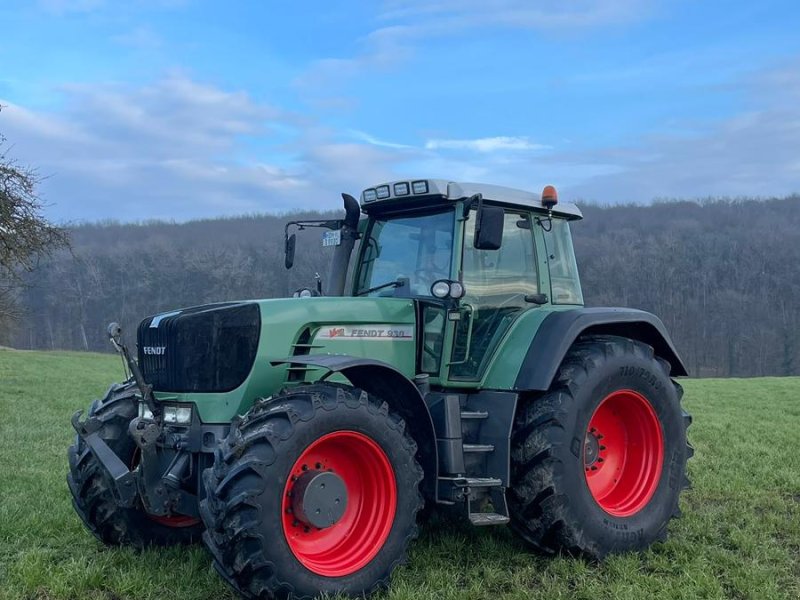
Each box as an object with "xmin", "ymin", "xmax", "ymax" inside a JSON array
[{"xmin": 541, "ymin": 185, "xmax": 558, "ymax": 211}]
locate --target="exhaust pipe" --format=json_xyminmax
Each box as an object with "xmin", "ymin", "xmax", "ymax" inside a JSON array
[{"xmin": 326, "ymin": 193, "xmax": 360, "ymax": 296}]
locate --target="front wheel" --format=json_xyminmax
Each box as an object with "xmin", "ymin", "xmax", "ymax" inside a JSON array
[
  {"xmin": 200, "ymin": 383, "xmax": 424, "ymax": 599},
  {"xmin": 67, "ymin": 382, "xmax": 203, "ymax": 547},
  {"xmin": 509, "ymin": 336, "xmax": 692, "ymax": 558}
]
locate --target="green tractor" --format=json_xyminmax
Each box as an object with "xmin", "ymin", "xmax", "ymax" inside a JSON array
[{"xmin": 68, "ymin": 180, "xmax": 692, "ymax": 598}]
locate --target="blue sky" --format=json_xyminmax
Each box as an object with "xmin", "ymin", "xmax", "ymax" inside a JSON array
[{"xmin": 1, "ymin": 0, "xmax": 798, "ymax": 222}]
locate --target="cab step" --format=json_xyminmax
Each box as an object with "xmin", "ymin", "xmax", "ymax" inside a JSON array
[
  {"xmin": 460, "ymin": 410, "xmax": 489, "ymax": 420},
  {"xmin": 463, "ymin": 443, "xmax": 494, "ymax": 453},
  {"xmin": 469, "ymin": 512, "xmax": 511, "ymax": 526}
]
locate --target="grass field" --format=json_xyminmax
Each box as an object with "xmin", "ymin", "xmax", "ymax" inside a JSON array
[{"xmin": 1, "ymin": 348, "xmax": 799, "ymax": 600}]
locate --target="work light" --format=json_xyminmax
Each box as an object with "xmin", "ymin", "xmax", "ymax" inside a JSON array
[
  {"xmin": 411, "ymin": 180, "xmax": 428, "ymax": 194},
  {"xmin": 394, "ymin": 182, "xmax": 410, "ymax": 196}
]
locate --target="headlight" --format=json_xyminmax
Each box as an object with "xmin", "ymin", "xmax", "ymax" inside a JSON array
[
  {"xmin": 163, "ymin": 405, "xmax": 193, "ymax": 425},
  {"xmin": 140, "ymin": 403, "xmax": 192, "ymax": 424}
]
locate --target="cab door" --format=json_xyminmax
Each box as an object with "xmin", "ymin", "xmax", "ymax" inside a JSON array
[{"xmin": 447, "ymin": 208, "xmax": 540, "ymax": 382}]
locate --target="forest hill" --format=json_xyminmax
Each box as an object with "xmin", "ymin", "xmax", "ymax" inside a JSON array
[{"xmin": 5, "ymin": 196, "xmax": 799, "ymax": 378}]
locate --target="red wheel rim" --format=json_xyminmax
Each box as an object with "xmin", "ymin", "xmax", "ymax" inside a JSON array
[
  {"xmin": 130, "ymin": 449, "xmax": 201, "ymax": 528},
  {"xmin": 281, "ymin": 431, "xmax": 397, "ymax": 577},
  {"xmin": 583, "ymin": 389, "xmax": 664, "ymax": 517}
]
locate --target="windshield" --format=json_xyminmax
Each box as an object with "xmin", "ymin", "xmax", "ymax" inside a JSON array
[{"xmin": 356, "ymin": 208, "xmax": 454, "ymax": 297}]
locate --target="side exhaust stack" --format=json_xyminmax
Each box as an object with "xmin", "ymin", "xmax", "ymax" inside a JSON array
[{"xmin": 326, "ymin": 193, "xmax": 360, "ymax": 296}]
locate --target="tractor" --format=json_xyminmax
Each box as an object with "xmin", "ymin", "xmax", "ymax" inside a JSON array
[{"xmin": 68, "ymin": 179, "xmax": 692, "ymax": 599}]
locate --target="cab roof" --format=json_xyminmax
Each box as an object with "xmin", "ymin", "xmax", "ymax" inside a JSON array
[{"xmin": 360, "ymin": 179, "xmax": 582, "ymax": 220}]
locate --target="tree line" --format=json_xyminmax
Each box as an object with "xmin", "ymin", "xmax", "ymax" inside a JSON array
[{"xmin": 2, "ymin": 196, "xmax": 799, "ymax": 378}]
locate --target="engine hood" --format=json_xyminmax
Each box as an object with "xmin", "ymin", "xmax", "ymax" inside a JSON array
[{"xmin": 139, "ymin": 296, "xmax": 417, "ymax": 423}]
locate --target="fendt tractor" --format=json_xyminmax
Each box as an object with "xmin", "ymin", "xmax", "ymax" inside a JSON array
[{"xmin": 68, "ymin": 180, "xmax": 692, "ymax": 599}]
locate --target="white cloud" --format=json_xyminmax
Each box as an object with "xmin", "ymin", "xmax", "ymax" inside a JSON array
[
  {"xmin": 379, "ymin": 0, "xmax": 654, "ymax": 31},
  {"xmin": 559, "ymin": 61, "xmax": 800, "ymax": 203},
  {"xmin": 38, "ymin": 0, "xmax": 105, "ymax": 14},
  {"xmin": 296, "ymin": 1, "xmax": 654, "ymax": 98},
  {"xmin": 0, "ymin": 75, "xmax": 318, "ymax": 221},
  {"xmin": 112, "ymin": 26, "xmax": 164, "ymax": 49},
  {"xmin": 3, "ymin": 58, "xmax": 798, "ymax": 223},
  {"xmin": 348, "ymin": 129, "xmax": 413, "ymax": 149},
  {"xmin": 425, "ymin": 136, "xmax": 549, "ymax": 153}
]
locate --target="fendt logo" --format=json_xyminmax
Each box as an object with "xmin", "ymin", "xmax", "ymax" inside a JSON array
[
  {"xmin": 328, "ymin": 327, "xmax": 345, "ymax": 338},
  {"xmin": 143, "ymin": 346, "xmax": 166, "ymax": 355}
]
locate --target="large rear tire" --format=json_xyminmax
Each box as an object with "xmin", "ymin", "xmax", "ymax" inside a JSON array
[
  {"xmin": 200, "ymin": 383, "xmax": 424, "ymax": 599},
  {"xmin": 67, "ymin": 382, "xmax": 203, "ymax": 547},
  {"xmin": 508, "ymin": 336, "xmax": 692, "ymax": 558}
]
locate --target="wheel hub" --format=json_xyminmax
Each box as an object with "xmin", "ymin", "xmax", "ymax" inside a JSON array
[
  {"xmin": 583, "ymin": 430, "xmax": 601, "ymax": 468},
  {"xmin": 290, "ymin": 470, "xmax": 348, "ymax": 529}
]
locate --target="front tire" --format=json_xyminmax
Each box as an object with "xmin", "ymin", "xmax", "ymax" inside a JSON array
[
  {"xmin": 67, "ymin": 382, "xmax": 203, "ymax": 547},
  {"xmin": 201, "ymin": 383, "xmax": 424, "ymax": 599},
  {"xmin": 508, "ymin": 336, "xmax": 692, "ymax": 558}
]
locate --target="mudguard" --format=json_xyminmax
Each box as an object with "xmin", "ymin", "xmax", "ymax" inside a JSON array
[
  {"xmin": 514, "ymin": 307, "xmax": 688, "ymax": 391},
  {"xmin": 270, "ymin": 355, "xmax": 439, "ymax": 499}
]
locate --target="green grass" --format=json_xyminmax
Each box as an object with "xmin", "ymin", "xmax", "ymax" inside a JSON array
[{"xmin": 1, "ymin": 348, "xmax": 799, "ymax": 600}]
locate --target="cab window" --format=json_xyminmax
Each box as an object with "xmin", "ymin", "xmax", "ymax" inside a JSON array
[{"xmin": 543, "ymin": 218, "xmax": 583, "ymax": 305}]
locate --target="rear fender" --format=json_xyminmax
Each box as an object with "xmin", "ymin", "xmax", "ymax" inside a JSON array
[{"xmin": 514, "ymin": 307, "xmax": 688, "ymax": 391}]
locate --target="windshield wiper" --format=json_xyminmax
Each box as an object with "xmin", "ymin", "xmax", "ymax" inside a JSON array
[{"xmin": 356, "ymin": 279, "xmax": 405, "ymax": 297}]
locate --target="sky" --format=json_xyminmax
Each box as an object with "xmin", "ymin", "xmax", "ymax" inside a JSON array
[{"xmin": 0, "ymin": 0, "xmax": 799, "ymax": 222}]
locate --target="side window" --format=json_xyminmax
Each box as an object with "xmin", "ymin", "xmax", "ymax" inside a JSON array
[
  {"xmin": 543, "ymin": 218, "xmax": 583, "ymax": 305},
  {"xmin": 462, "ymin": 211, "xmax": 538, "ymax": 304},
  {"xmin": 451, "ymin": 210, "xmax": 537, "ymax": 379}
]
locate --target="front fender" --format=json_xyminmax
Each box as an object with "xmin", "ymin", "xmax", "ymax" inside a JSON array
[{"xmin": 270, "ymin": 355, "xmax": 439, "ymax": 501}]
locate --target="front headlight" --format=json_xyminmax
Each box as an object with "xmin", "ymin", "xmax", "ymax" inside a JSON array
[
  {"xmin": 138, "ymin": 403, "xmax": 192, "ymax": 424},
  {"xmin": 163, "ymin": 405, "xmax": 193, "ymax": 425}
]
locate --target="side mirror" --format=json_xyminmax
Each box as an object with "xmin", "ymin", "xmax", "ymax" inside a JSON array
[
  {"xmin": 285, "ymin": 233, "xmax": 296, "ymax": 269},
  {"xmin": 474, "ymin": 203, "xmax": 504, "ymax": 250}
]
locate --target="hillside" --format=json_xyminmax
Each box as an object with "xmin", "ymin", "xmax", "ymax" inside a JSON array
[{"xmin": 4, "ymin": 195, "xmax": 800, "ymax": 377}]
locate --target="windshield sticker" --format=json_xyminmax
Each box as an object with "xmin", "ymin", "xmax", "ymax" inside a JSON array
[
  {"xmin": 322, "ymin": 230, "xmax": 342, "ymax": 247},
  {"xmin": 315, "ymin": 325, "xmax": 414, "ymax": 341}
]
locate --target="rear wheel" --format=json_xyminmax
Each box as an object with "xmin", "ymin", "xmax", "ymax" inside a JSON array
[
  {"xmin": 508, "ymin": 336, "xmax": 692, "ymax": 558},
  {"xmin": 67, "ymin": 382, "xmax": 203, "ymax": 547},
  {"xmin": 201, "ymin": 383, "xmax": 424, "ymax": 599}
]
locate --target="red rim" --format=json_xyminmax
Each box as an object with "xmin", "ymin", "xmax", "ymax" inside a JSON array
[
  {"xmin": 583, "ymin": 389, "xmax": 664, "ymax": 517},
  {"xmin": 282, "ymin": 431, "xmax": 397, "ymax": 577},
  {"xmin": 130, "ymin": 448, "xmax": 201, "ymax": 528}
]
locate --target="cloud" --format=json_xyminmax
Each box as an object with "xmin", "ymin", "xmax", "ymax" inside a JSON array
[
  {"xmin": 37, "ymin": 0, "xmax": 105, "ymax": 14},
  {"xmin": 112, "ymin": 26, "xmax": 164, "ymax": 49},
  {"xmin": 379, "ymin": 0, "xmax": 654, "ymax": 31},
  {"xmin": 3, "ymin": 58, "xmax": 798, "ymax": 224},
  {"xmin": 348, "ymin": 129, "xmax": 413, "ymax": 149},
  {"xmin": 296, "ymin": 1, "xmax": 654, "ymax": 98},
  {"xmin": 425, "ymin": 136, "xmax": 549, "ymax": 153},
  {"xmin": 0, "ymin": 75, "xmax": 317, "ymax": 221},
  {"xmin": 560, "ymin": 61, "xmax": 800, "ymax": 202}
]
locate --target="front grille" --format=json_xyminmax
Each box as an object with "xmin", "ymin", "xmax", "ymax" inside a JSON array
[{"xmin": 137, "ymin": 302, "xmax": 261, "ymax": 393}]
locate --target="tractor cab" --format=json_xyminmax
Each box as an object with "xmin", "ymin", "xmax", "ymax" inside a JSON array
[{"xmin": 287, "ymin": 179, "xmax": 585, "ymax": 383}]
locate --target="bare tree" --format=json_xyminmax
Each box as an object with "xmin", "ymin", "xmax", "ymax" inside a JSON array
[{"xmin": 0, "ymin": 123, "xmax": 69, "ymax": 339}]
